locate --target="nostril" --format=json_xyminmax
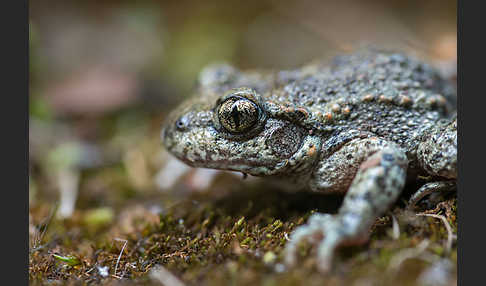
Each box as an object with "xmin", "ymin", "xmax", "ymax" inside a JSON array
[{"xmin": 175, "ymin": 115, "xmax": 189, "ymax": 131}]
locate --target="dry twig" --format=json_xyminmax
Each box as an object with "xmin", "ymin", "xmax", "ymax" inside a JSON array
[{"xmin": 113, "ymin": 238, "xmax": 128, "ymax": 278}]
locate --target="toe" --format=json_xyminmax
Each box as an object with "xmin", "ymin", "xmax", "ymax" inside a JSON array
[
  {"xmin": 284, "ymin": 222, "xmax": 323, "ymax": 266},
  {"xmin": 316, "ymin": 232, "xmax": 340, "ymax": 273}
]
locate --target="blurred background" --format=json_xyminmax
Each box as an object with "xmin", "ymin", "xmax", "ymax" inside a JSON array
[{"xmin": 29, "ymin": 0, "xmax": 456, "ymax": 229}]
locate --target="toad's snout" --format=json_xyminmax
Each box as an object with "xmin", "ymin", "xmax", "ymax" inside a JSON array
[{"xmin": 161, "ymin": 112, "xmax": 192, "ymax": 148}]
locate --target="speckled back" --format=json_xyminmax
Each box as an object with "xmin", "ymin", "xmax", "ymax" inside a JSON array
[{"xmin": 263, "ymin": 51, "xmax": 456, "ymax": 153}]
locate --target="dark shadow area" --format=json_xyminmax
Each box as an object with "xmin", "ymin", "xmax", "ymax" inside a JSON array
[{"xmin": 200, "ymin": 186, "xmax": 343, "ymax": 220}]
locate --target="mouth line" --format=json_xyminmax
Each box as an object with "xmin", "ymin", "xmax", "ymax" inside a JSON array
[{"xmin": 166, "ymin": 149, "xmax": 286, "ymax": 176}]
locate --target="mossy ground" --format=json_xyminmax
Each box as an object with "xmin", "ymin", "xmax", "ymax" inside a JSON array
[{"xmin": 29, "ymin": 178, "xmax": 457, "ymax": 286}]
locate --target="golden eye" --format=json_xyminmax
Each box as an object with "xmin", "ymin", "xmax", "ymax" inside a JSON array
[{"xmin": 218, "ymin": 97, "xmax": 260, "ymax": 134}]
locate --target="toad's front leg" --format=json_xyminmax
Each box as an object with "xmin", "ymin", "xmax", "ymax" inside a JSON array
[{"xmin": 284, "ymin": 138, "xmax": 408, "ymax": 272}]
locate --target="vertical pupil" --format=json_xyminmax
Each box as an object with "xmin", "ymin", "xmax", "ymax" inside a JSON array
[{"xmin": 230, "ymin": 103, "xmax": 240, "ymax": 128}]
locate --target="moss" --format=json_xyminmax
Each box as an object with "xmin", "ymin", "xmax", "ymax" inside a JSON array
[{"xmin": 29, "ymin": 186, "xmax": 457, "ymax": 285}]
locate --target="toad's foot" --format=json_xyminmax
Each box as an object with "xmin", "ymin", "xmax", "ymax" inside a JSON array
[
  {"xmin": 407, "ymin": 181, "xmax": 456, "ymax": 210},
  {"xmin": 409, "ymin": 116, "xmax": 457, "ymax": 210},
  {"xmin": 285, "ymin": 146, "xmax": 408, "ymax": 272},
  {"xmin": 284, "ymin": 213, "xmax": 369, "ymax": 273}
]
